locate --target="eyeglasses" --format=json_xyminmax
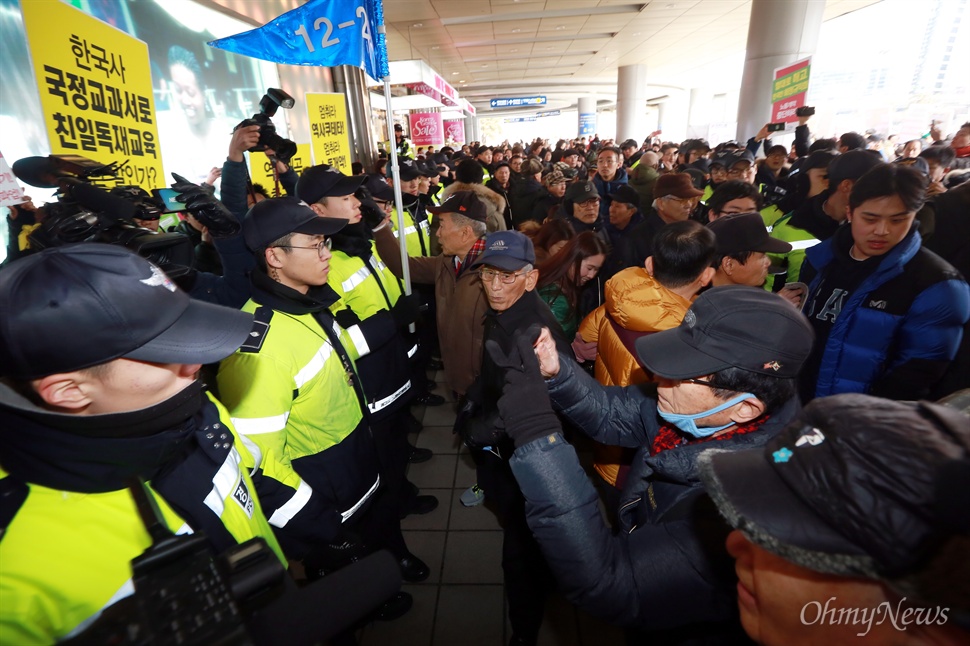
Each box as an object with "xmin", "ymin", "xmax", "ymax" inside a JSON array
[
  {"xmin": 680, "ymin": 377, "xmax": 740, "ymax": 393},
  {"xmin": 479, "ymin": 267, "xmax": 529, "ymax": 284},
  {"xmin": 727, "ymin": 166, "xmax": 753, "ymax": 177},
  {"xmin": 274, "ymin": 238, "xmax": 332, "ymax": 257},
  {"xmin": 374, "ymin": 200, "xmax": 394, "ymax": 211}
]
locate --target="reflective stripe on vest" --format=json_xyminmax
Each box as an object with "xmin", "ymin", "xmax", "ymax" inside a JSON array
[
  {"xmin": 203, "ymin": 448, "xmax": 243, "ymax": 518},
  {"xmin": 341, "ymin": 475, "xmax": 380, "ymax": 521},
  {"xmin": 232, "ymin": 412, "xmax": 290, "ymax": 435},
  {"xmin": 267, "ymin": 479, "xmax": 313, "ymax": 528},
  {"xmin": 295, "ymin": 342, "xmax": 336, "ymax": 389},
  {"xmin": 367, "ymin": 379, "xmax": 412, "ymax": 414}
]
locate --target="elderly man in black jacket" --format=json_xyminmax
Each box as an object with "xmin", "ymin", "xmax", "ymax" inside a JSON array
[
  {"xmin": 462, "ymin": 231, "xmax": 571, "ymax": 646},
  {"xmin": 487, "ymin": 286, "xmax": 814, "ymax": 644}
]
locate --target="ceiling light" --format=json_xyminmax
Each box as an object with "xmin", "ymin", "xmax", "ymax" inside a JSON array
[
  {"xmin": 632, "ymin": 32, "xmax": 641, "ymax": 36},
  {"xmin": 555, "ymin": 25, "xmax": 565, "ymax": 30},
  {"xmin": 431, "ymin": 45, "xmax": 440, "ymax": 50},
  {"xmin": 412, "ymin": 23, "xmax": 423, "ymax": 27},
  {"xmin": 481, "ymin": 64, "xmax": 488, "ymax": 67},
  {"xmin": 451, "ymin": 71, "xmax": 459, "ymax": 75},
  {"xmin": 510, "ymin": 49, "xmax": 518, "ymax": 52},
  {"xmin": 511, "ymin": 28, "xmax": 521, "ymax": 33},
  {"xmin": 441, "ymin": 4, "xmax": 645, "ymax": 26}
]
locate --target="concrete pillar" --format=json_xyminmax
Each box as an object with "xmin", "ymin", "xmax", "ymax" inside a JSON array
[
  {"xmin": 616, "ymin": 64, "xmax": 649, "ymax": 143},
  {"xmin": 688, "ymin": 87, "xmax": 712, "ymax": 138},
  {"xmin": 332, "ymin": 65, "xmax": 377, "ymax": 171},
  {"xmin": 736, "ymin": 0, "xmax": 824, "ymax": 142},
  {"xmin": 657, "ymin": 90, "xmax": 688, "ymax": 143},
  {"xmin": 578, "ymin": 96, "xmax": 597, "ymax": 138}
]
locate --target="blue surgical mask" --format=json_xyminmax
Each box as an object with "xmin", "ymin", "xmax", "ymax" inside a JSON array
[{"xmin": 657, "ymin": 393, "xmax": 756, "ymax": 438}]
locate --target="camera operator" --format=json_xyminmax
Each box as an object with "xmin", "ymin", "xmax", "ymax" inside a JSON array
[
  {"xmin": 221, "ymin": 124, "xmax": 299, "ymax": 221},
  {"xmin": 0, "ymin": 244, "xmax": 279, "ymax": 643}
]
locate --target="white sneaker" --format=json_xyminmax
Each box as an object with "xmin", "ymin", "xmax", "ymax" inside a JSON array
[{"xmin": 460, "ymin": 484, "xmax": 485, "ymax": 507}]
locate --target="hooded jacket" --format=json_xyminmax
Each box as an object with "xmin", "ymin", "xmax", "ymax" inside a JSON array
[{"xmin": 591, "ymin": 165, "xmax": 628, "ymax": 221}]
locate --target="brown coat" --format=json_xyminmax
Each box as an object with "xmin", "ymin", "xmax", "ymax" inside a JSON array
[{"xmin": 375, "ymin": 225, "xmax": 487, "ymax": 396}]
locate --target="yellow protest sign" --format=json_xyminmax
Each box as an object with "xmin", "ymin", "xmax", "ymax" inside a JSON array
[
  {"xmin": 249, "ymin": 144, "xmax": 312, "ymax": 196},
  {"xmin": 306, "ymin": 93, "xmax": 352, "ymax": 173},
  {"xmin": 21, "ymin": 0, "xmax": 164, "ymax": 190}
]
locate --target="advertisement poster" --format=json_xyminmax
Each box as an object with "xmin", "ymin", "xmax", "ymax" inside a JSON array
[
  {"xmin": 443, "ymin": 119, "xmax": 465, "ymax": 144},
  {"xmin": 21, "ymin": 0, "xmax": 164, "ymax": 190},
  {"xmin": 579, "ymin": 112, "xmax": 596, "ymax": 136},
  {"xmin": 771, "ymin": 57, "xmax": 811, "ymax": 124},
  {"xmin": 408, "ymin": 112, "xmax": 444, "ymax": 146},
  {"xmin": 249, "ymin": 144, "xmax": 312, "ymax": 195},
  {"xmin": 306, "ymin": 93, "xmax": 352, "ymax": 173}
]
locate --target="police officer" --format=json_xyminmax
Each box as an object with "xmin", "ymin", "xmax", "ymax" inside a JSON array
[
  {"xmin": 216, "ymin": 198, "xmax": 424, "ymax": 614},
  {"xmin": 0, "ymin": 244, "xmax": 279, "ymax": 643}
]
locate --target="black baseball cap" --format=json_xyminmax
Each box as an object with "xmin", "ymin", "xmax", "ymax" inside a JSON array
[
  {"xmin": 720, "ymin": 149, "xmax": 755, "ymax": 169},
  {"xmin": 296, "ymin": 165, "xmax": 366, "ymax": 204},
  {"xmin": 635, "ymin": 285, "xmax": 813, "ymax": 379},
  {"xmin": 387, "ymin": 158, "xmax": 422, "ymax": 182},
  {"xmin": 707, "ymin": 212, "xmax": 792, "ymax": 255},
  {"xmin": 828, "ymin": 149, "xmax": 885, "ymax": 186},
  {"xmin": 362, "ymin": 174, "xmax": 395, "ymax": 202},
  {"xmin": 0, "ymin": 244, "xmax": 255, "ymax": 379},
  {"xmin": 472, "ymin": 231, "xmax": 536, "ymax": 271},
  {"xmin": 564, "ymin": 180, "xmax": 598, "ymax": 203},
  {"xmin": 243, "ymin": 196, "xmax": 347, "ymax": 252},
  {"xmin": 607, "ymin": 184, "xmax": 641, "ymax": 209},
  {"xmin": 620, "ymin": 139, "xmax": 639, "ymax": 150},
  {"xmin": 427, "ymin": 191, "xmax": 488, "ymax": 223},
  {"xmin": 699, "ymin": 394, "xmax": 970, "ymax": 584}
]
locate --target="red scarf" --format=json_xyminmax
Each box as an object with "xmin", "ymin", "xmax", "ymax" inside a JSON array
[
  {"xmin": 953, "ymin": 144, "xmax": 970, "ymax": 159},
  {"xmin": 649, "ymin": 416, "xmax": 770, "ymax": 456},
  {"xmin": 455, "ymin": 236, "xmax": 486, "ymax": 276}
]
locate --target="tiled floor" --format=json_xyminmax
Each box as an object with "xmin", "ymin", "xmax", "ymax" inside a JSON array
[{"xmin": 356, "ymin": 372, "xmax": 625, "ymax": 646}]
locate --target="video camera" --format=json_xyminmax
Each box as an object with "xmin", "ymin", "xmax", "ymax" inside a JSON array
[
  {"xmin": 11, "ymin": 154, "xmax": 194, "ymax": 274},
  {"xmin": 236, "ymin": 88, "xmax": 298, "ymax": 164}
]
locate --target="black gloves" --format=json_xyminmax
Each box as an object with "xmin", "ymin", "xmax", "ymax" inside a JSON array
[
  {"xmin": 390, "ymin": 292, "xmax": 421, "ymax": 328},
  {"xmin": 171, "ymin": 173, "xmax": 240, "ymax": 238},
  {"xmin": 485, "ymin": 324, "xmax": 561, "ymax": 449},
  {"xmin": 355, "ymin": 187, "xmax": 388, "ymax": 233}
]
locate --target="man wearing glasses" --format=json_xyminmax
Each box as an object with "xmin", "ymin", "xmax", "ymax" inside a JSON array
[
  {"xmin": 623, "ymin": 173, "xmax": 703, "ymax": 268},
  {"xmin": 217, "ymin": 196, "xmax": 417, "ymax": 619},
  {"xmin": 465, "ymin": 231, "xmax": 571, "ymax": 646},
  {"xmin": 494, "ymin": 287, "xmax": 813, "ymax": 642},
  {"xmin": 591, "ymin": 146, "xmax": 629, "ymax": 222}
]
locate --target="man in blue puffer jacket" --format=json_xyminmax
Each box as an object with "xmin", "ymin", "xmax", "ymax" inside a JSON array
[{"xmin": 799, "ymin": 163, "xmax": 970, "ymax": 402}]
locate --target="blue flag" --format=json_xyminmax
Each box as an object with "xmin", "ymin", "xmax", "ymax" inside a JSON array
[{"xmin": 208, "ymin": 0, "xmax": 386, "ymax": 80}]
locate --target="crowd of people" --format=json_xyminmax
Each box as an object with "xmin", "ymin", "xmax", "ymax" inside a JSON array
[{"xmin": 1, "ymin": 112, "xmax": 969, "ymax": 646}]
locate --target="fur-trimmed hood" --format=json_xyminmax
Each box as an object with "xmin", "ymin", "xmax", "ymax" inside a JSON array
[{"xmin": 440, "ymin": 181, "xmax": 508, "ymax": 232}]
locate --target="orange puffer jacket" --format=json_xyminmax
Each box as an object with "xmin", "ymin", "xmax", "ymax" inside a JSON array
[{"xmin": 578, "ymin": 267, "xmax": 692, "ymax": 485}]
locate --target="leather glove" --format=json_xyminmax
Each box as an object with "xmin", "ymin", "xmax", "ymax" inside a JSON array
[
  {"xmin": 358, "ymin": 196, "xmax": 388, "ymax": 232},
  {"xmin": 390, "ymin": 292, "xmax": 421, "ymax": 328},
  {"xmin": 171, "ymin": 172, "xmax": 240, "ymax": 238},
  {"xmin": 485, "ymin": 324, "xmax": 561, "ymax": 449}
]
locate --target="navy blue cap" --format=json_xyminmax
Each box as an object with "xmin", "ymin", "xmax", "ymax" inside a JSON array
[
  {"xmin": 296, "ymin": 165, "xmax": 366, "ymax": 204},
  {"xmin": 388, "ymin": 158, "xmax": 422, "ymax": 181},
  {"xmin": 0, "ymin": 244, "xmax": 254, "ymax": 379},
  {"xmin": 243, "ymin": 196, "xmax": 346, "ymax": 252},
  {"xmin": 472, "ymin": 231, "xmax": 536, "ymax": 271}
]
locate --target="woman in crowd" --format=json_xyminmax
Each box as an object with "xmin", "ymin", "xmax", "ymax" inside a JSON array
[
  {"xmin": 529, "ymin": 218, "xmax": 575, "ymax": 263},
  {"xmin": 536, "ymin": 231, "xmax": 610, "ymax": 339}
]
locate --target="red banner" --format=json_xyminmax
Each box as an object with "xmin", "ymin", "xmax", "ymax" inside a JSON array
[
  {"xmin": 771, "ymin": 57, "xmax": 811, "ymax": 124},
  {"xmin": 444, "ymin": 119, "xmax": 465, "ymax": 144},
  {"xmin": 408, "ymin": 112, "xmax": 444, "ymax": 146}
]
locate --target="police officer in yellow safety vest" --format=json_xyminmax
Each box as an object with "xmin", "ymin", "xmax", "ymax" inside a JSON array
[
  {"xmin": 392, "ymin": 123, "xmax": 415, "ymax": 159},
  {"xmin": 0, "ymin": 244, "xmax": 282, "ymax": 645},
  {"xmin": 217, "ymin": 196, "xmax": 427, "ymax": 612},
  {"xmin": 297, "ymin": 165, "xmax": 440, "ymax": 538},
  {"xmin": 387, "ymin": 158, "xmax": 433, "ymax": 258},
  {"xmin": 474, "ymin": 145, "xmax": 493, "ymax": 184}
]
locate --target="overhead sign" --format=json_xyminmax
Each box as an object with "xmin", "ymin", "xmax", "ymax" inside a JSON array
[
  {"xmin": 490, "ymin": 96, "xmax": 546, "ymax": 109},
  {"xmin": 771, "ymin": 57, "xmax": 811, "ymax": 124},
  {"xmin": 22, "ymin": 0, "xmax": 164, "ymax": 190},
  {"xmin": 536, "ymin": 110, "xmax": 561, "ymax": 118},
  {"xmin": 578, "ymin": 112, "xmax": 596, "ymax": 136},
  {"xmin": 306, "ymin": 93, "xmax": 352, "ymax": 173},
  {"xmin": 504, "ymin": 117, "xmax": 536, "ymax": 123}
]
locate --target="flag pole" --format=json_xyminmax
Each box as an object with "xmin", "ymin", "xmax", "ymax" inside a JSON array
[{"xmin": 374, "ymin": 6, "xmax": 411, "ymax": 298}]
